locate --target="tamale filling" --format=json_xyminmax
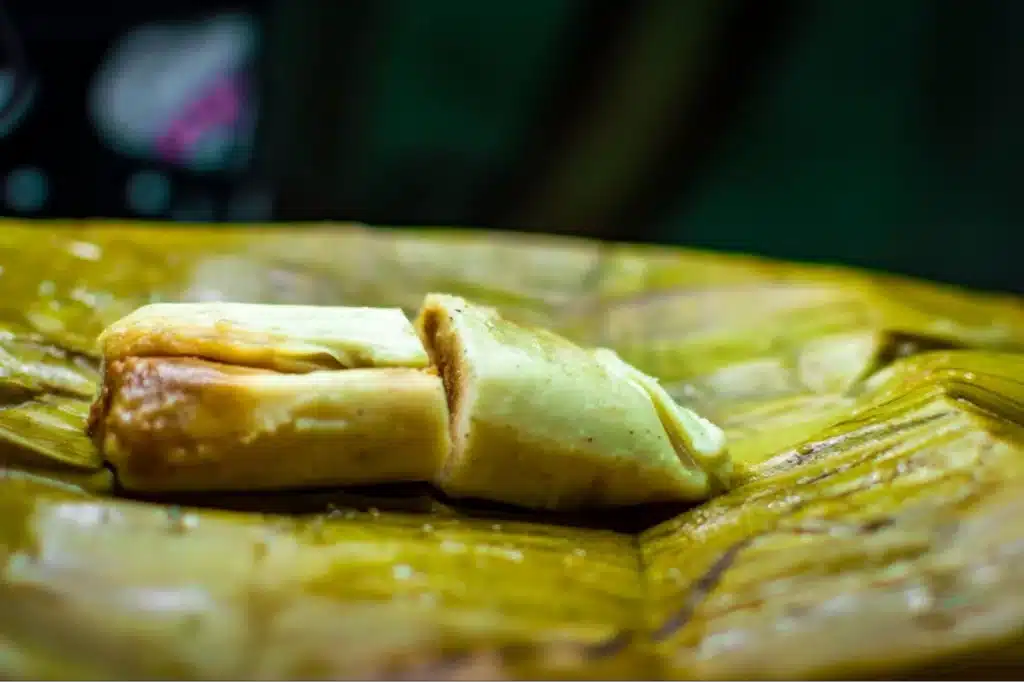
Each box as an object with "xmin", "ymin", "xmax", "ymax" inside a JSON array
[{"xmin": 416, "ymin": 301, "xmax": 467, "ymax": 480}]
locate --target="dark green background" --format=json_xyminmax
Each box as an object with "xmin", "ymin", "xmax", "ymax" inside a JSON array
[{"xmin": 262, "ymin": 0, "xmax": 1023, "ymax": 292}]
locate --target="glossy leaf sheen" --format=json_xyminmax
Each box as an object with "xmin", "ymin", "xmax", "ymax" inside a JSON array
[{"xmin": 2, "ymin": 221, "xmax": 1024, "ymax": 679}]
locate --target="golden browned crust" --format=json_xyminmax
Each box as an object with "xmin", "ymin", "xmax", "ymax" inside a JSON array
[
  {"xmin": 91, "ymin": 356, "xmax": 273, "ymax": 484},
  {"xmin": 91, "ymin": 354, "xmax": 453, "ymax": 492}
]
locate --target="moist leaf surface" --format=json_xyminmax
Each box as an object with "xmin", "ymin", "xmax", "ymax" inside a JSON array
[{"xmin": 2, "ymin": 220, "xmax": 1024, "ymax": 679}]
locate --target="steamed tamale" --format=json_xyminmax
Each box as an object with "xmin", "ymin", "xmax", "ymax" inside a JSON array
[
  {"xmin": 3, "ymin": 220, "xmax": 1024, "ymax": 679},
  {"xmin": 88, "ymin": 302, "xmax": 451, "ymax": 492},
  {"xmin": 89, "ymin": 295, "xmax": 729, "ymax": 509}
]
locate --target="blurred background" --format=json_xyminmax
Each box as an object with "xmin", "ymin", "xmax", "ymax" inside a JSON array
[{"xmin": 0, "ymin": 0, "xmax": 1021, "ymax": 292}]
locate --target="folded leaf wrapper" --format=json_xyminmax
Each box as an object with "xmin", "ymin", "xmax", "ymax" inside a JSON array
[{"xmin": 5, "ymin": 221, "xmax": 1024, "ymax": 679}]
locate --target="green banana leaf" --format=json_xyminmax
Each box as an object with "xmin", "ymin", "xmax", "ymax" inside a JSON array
[{"xmin": 2, "ymin": 220, "xmax": 1024, "ymax": 679}]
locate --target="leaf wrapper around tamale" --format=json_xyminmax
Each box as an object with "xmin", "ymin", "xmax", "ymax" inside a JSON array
[
  {"xmin": 6, "ymin": 221, "xmax": 1024, "ymax": 678},
  {"xmin": 416, "ymin": 293, "xmax": 727, "ymax": 509},
  {"xmin": 0, "ymin": 333, "xmax": 102, "ymax": 473},
  {"xmin": 1, "ymin": 396, "xmax": 101, "ymax": 471}
]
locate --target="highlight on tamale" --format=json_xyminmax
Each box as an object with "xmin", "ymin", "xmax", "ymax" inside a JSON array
[
  {"xmin": 87, "ymin": 294, "xmax": 731, "ymax": 510},
  {"xmin": 5, "ymin": 220, "xmax": 1024, "ymax": 680}
]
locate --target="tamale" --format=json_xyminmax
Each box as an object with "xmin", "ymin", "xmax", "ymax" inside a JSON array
[
  {"xmin": 90, "ymin": 295, "xmax": 729, "ymax": 508},
  {"xmin": 4, "ymin": 220, "xmax": 1024, "ymax": 679},
  {"xmin": 88, "ymin": 303, "xmax": 450, "ymax": 492},
  {"xmin": 417, "ymin": 292, "xmax": 728, "ymax": 509}
]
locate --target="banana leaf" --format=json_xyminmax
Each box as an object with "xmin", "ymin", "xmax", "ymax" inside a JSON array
[{"xmin": 2, "ymin": 220, "xmax": 1024, "ymax": 679}]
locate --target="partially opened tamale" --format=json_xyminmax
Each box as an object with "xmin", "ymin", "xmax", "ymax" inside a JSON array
[
  {"xmin": 3, "ymin": 220, "xmax": 1024, "ymax": 680},
  {"xmin": 88, "ymin": 295, "xmax": 730, "ymax": 509}
]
